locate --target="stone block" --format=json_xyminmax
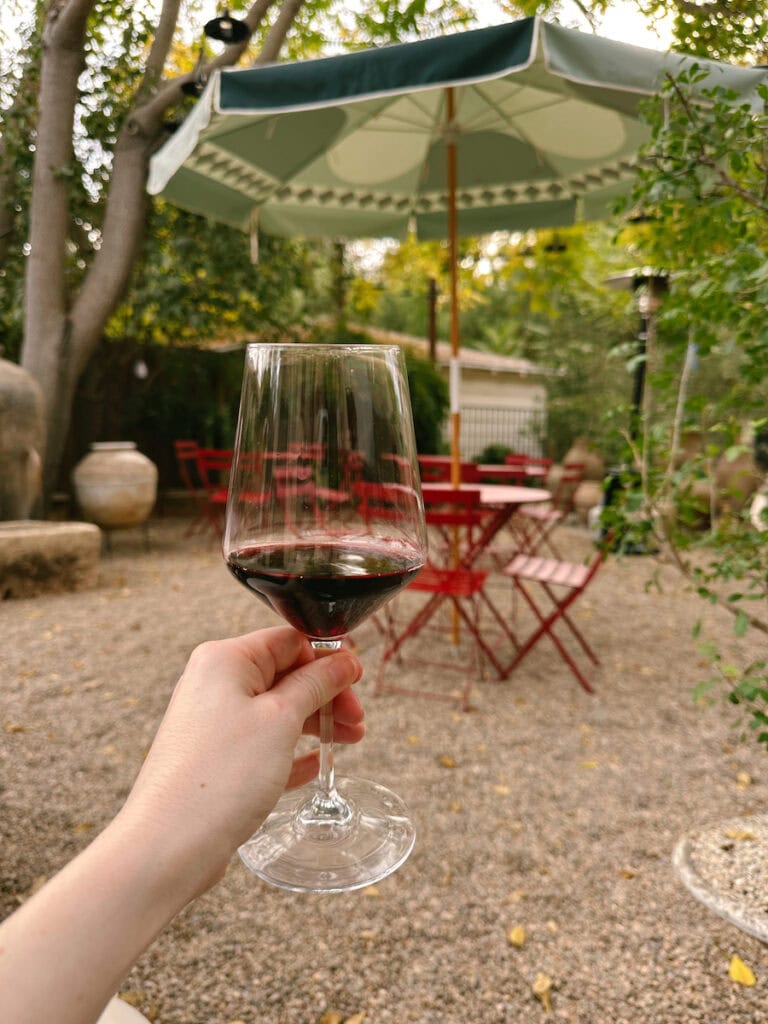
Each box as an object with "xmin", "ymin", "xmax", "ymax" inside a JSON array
[{"xmin": 0, "ymin": 520, "xmax": 101, "ymax": 599}]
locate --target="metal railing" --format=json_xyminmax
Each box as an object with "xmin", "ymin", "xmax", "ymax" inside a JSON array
[{"xmin": 457, "ymin": 406, "xmax": 546, "ymax": 459}]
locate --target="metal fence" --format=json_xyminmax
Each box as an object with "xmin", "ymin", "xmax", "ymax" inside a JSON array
[{"xmin": 458, "ymin": 406, "xmax": 546, "ymax": 459}]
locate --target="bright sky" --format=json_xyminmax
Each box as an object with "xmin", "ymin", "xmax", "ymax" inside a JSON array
[{"xmin": 472, "ymin": 1, "xmax": 674, "ymax": 51}]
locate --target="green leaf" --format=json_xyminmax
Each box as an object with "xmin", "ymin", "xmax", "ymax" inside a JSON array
[{"xmin": 734, "ymin": 610, "xmax": 750, "ymax": 637}]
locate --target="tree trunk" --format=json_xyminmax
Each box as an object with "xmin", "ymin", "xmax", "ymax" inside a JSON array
[
  {"xmin": 19, "ymin": 0, "xmax": 298, "ymax": 505},
  {"xmin": 20, "ymin": 3, "xmax": 91, "ymax": 499}
]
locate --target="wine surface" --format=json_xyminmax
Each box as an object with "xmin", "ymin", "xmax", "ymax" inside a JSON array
[{"xmin": 227, "ymin": 541, "xmax": 422, "ymax": 638}]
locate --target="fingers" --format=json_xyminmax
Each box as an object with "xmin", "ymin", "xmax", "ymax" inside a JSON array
[
  {"xmin": 301, "ymin": 687, "xmax": 365, "ymax": 739},
  {"xmin": 304, "ymin": 719, "xmax": 366, "ymax": 744},
  {"xmin": 231, "ymin": 626, "xmax": 313, "ymax": 694},
  {"xmin": 271, "ymin": 648, "xmax": 363, "ymax": 723}
]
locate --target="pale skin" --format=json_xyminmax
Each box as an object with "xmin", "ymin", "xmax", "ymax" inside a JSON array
[{"xmin": 0, "ymin": 627, "xmax": 365, "ymax": 1024}]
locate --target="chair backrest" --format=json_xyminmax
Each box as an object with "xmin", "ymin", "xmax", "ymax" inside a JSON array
[
  {"xmin": 459, "ymin": 462, "xmax": 482, "ymax": 483},
  {"xmin": 418, "ymin": 457, "xmax": 451, "ymax": 483},
  {"xmin": 353, "ymin": 481, "xmax": 419, "ymax": 524},
  {"xmin": 421, "ymin": 486, "xmax": 484, "ymax": 528},
  {"xmin": 174, "ymin": 440, "xmax": 201, "ymax": 493},
  {"xmin": 196, "ymin": 448, "xmax": 233, "ymax": 493}
]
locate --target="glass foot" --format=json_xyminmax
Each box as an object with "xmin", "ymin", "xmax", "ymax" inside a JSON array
[{"xmin": 238, "ymin": 775, "xmax": 415, "ymax": 893}]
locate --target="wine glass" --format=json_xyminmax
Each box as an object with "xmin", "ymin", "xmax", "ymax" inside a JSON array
[{"xmin": 223, "ymin": 343, "xmax": 427, "ymax": 893}]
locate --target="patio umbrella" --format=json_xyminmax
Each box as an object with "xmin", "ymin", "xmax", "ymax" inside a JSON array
[{"xmin": 148, "ymin": 16, "xmax": 766, "ymax": 482}]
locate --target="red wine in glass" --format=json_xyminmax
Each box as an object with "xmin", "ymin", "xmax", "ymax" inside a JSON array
[{"xmin": 227, "ymin": 541, "xmax": 422, "ymax": 638}]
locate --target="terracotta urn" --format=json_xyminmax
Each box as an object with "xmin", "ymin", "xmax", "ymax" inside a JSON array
[
  {"xmin": 573, "ymin": 480, "xmax": 604, "ymax": 525},
  {"xmin": 714, "ymin": 448, "xmax": 762, "ymax": 516},
  {"xmin": 672, "ymin": 428, "xmax": 705, "ymax": 469},
  {"xmin": 72, "ymin": 442, "xmax": 157, "ymax": 529},
  {"xmin": 563, "ymin": 436, "xmax": 604, "ymax": 481}
]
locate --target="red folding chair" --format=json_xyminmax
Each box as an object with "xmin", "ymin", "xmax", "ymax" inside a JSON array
[
  {"xmin": 173, "ymin": 440, "xmax": 224, "ymax": 537},
  {"xmin": 195, "ymin": 448, "xmax": 233, "ymax": 535},
  {"xmin": 514, "ymin": 461, "xmax": 585, "ymax": 558},
  {"xmin": 500, "ymin": 544, "xmax": 606, "ymax": 693},
  {"xmin": 418, "ymin": 455, "xmax": 452, "ymax": 483},
  {"xmin": 376, "ymin": 487, "xmax": 504, "ymax": 708}
]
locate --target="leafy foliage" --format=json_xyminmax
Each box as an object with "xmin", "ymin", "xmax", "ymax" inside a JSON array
[{"xmin": 610, "ymin": 60, "xmax": 768, "ymax": 749}]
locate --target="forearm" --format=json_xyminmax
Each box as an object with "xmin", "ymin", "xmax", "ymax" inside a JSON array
[{"xmin": 0, "ymin": 814, "xmax": 200, "ymax": 1024}]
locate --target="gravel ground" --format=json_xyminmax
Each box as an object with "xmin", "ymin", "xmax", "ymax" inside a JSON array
[{"xmin": 2, "ymin": 516, "xmax": 767, "ymax": 1024}]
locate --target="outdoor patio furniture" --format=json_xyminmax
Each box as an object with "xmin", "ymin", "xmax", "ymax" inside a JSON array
[
  {"xmin": 514, "ymin": 461, "xmax": 585, "ymax": 558},
  {"xmin": 195, "ymin": 447, "xmax": 234, "ymax": 535},
  {"xmin": 501, "ymin": 544, "xmax": 606, "ymax": 693},
  {"xmin": 375, "ymin": 487, "xmax": 491, "ymax": 709},
  {"xmin": 173, "ymin": 439, "xmax": 219, "ymax": 537}
]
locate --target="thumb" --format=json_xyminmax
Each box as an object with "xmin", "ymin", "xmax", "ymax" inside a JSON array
[{"xmin": 271, "ymin": 649, "xmax": 363, "ymax": 721}]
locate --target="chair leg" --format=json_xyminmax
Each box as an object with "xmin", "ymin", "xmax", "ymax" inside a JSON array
[{"xmin": 503, "ymin": 579, "xmax": 595, "ymax": 693}]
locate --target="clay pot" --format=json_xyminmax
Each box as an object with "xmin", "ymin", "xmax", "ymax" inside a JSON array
[
  {"xmin": 573, "ymin": 480, "xmax": 604, "ymax": 525},
  {"xmin": 0, "ymin": 359, "xmax": 44, "ymax": 520},
  {"xmin": 72, "ymin": 442, "xmax": 157, "ymax": 529},
  {"xmin": 714, "ymin": 448, "xmax": 762, "ymax": 516},
  {"xmin": 563, "ymin": 437, "xmax": 604, "ymax": 482},
  {"xmin": 672, "ymin": 428, "xmax": 705, "ymax": 469}
]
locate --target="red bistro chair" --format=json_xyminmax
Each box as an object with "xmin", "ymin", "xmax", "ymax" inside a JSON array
[
  {"xmin": 195, "ymin": 448, "xmax": 234, "ymax": 535},
  {"xmin": 173, "ymin": 440, "xmax": 227, "ymax": 537},
  {"xmin": 418, "ymin": 455, "xmax": 452, "ymax": 483},
  {"xmin": 375, "ymin": 487, "xmax": 504, "ymax": 708},
  {"xmin": 514, "ymin": 461, "xmax": 585, "ymax": 558},
  {"xmin": 501, "ymin": 543, "xmax": 606, "ymax": 693}
]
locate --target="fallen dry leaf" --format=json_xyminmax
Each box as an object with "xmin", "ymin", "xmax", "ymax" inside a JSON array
[
  {"xmin": 724, "ymin": 829, "xmax": 757, "ymax": 841},
  {"xmin": 343, "ymin": 1014, "xmax": 366, "ymax": 1024},
  {"xmin": 493, "ymin": 784, "xmax": 511, "ymax": 795},
  {"xmin": 3, "ymin": 723, "xmax": 26, "ymax": 734},
  {"xmin": 532, "ymin": 972, "xmax": 552, "ymax": 1013},
  {"xmin": 508, "ymin": 889, "xmax": 525, "ymax": 903},
  {"xmin": 319, "ymin": 1013, "xmax": 342, "ymax": 1024},
  {"xmin": 407, "ymin": 735, "xmax": 420, "ymax": 745},
  {"xmin": 736, "ymin": 771, "xmax": 753, "ymax": 790},
  {"xmin": 118, "ymin": 991, "xmax": 146, "ymax": 1008},
  {"xmin": 16, "ymin": 875, "xmax": 48, "ymax": 904},
  {"xmin": 620, "ymin": 868, "xmax": 637, "ymax": 879},
  {"xmin": 362, "ymin": 885, "xmax": 381, "ymax": 897},
  {"xmin": 72, "ymin": 821, "xmax": 95, "ymax": 834},
  {"xmin": 580, "ymin": 760, "xmax": 600, "ymax": 769},
  {"xmin": 449, "ymin": 800, "xmax": 463, "ymax": 813},
  {"xmin": 545, "ymin": 920, "xmax": 559, "ymax": 933},
  {"xmin": 438, "ymin": 754, "xmax": 457, "ymax": 768},
  {"xmin": 729, "ymin": 955, "xmax": 757, "ymax": 986},
  {"xmin": 507, "ymin": 924, "xmax": 526, "ymax": 948}
]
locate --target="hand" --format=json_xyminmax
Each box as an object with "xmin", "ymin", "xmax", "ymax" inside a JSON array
[
  {"xmin": 0, "ymin": 628, "xmax": 364, "ymax": 1024},
  {"xmin": 116, "ymin": 626, "xmax": 364, "ymax": 895}
]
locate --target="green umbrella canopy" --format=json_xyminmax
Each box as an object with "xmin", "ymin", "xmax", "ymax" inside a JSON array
[{"xmin": 148, "ymin": 16, "xmax": 766, "ymax": 240}]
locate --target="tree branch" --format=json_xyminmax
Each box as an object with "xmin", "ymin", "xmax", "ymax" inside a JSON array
[
  {"xmin": 128, "ymin": 0, "xmax": 277, "ymax": 138},
  {"xmin": 46, "ymin": 0, "xmax": 97, "ymax": 48},
  {"xmin": 141, "ymin": 0, "xmax": 182, "ymax": 87},
  {"xmin": 256, "ymin": 0, "xmax": 305, "ymax": 65}
]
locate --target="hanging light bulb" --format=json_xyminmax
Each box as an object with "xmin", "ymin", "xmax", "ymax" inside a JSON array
[{"xmin": 204, "ymin": 7, "xmax": 249, "ymax": 44}]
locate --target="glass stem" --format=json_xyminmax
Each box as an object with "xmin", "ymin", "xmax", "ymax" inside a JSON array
[{"xmin": 306, "ymin": 640, "xmax": 351, "ymax": 822}]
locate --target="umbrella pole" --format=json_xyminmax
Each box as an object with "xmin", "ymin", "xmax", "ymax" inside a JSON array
[
  {"xmin": 446, "ymin": 87, "xmax": 461, "ymax": 489},
  {"xmin": 446, "ymin": 87, "xmax": 462, "ymax": 646}
]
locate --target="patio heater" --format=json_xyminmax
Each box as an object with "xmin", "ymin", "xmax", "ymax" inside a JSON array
[
  {"xmin": 604, "ymin": 267, "xmax": 669, "ymax": 440},
  {"xmin": 601, "ymin": 267, "xmax": 669, "ymax": 547}
]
